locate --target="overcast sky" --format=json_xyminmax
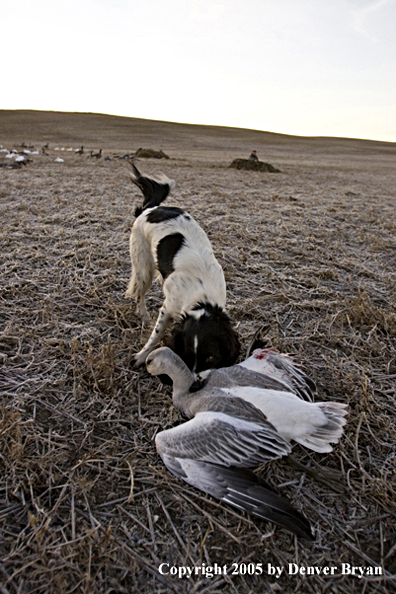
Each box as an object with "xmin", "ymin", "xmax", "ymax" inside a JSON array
[{"xmin": 1, "ymin": 0, "xmax": 395, "ymax": 141}]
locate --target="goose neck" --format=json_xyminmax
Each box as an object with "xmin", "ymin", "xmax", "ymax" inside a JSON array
[{"xmin": 168, "ymin": 356, "xmax": 195, "ymax": 405}]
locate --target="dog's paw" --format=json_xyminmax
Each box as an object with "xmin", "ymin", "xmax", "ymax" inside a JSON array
[
  {"xmin": 132, "ymin": 350, "xmax": 149, "ymax": 368},
  {"xmin": 136, "ymin": 306, "xmax": 150, "ymax": 325}
]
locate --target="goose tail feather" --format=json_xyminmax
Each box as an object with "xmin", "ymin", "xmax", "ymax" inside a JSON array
[{"xmin": 295, "ymin": 402, "xmax": 348, "ymax": 453}]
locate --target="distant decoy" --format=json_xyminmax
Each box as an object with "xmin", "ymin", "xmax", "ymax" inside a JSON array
[{"xmin": 146, "ymin": 347, "xmax": 347, "ymax": 538}]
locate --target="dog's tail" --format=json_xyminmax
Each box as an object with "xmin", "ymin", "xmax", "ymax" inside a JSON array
[{"xmin": 130, "ymin": 162, "xmax": 176, "ymax": 217}]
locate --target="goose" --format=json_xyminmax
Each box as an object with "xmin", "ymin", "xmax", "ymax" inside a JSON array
[
  {"xmin": 146, "ymin": 347, "xmax": 348, "ymax": 538},
  {"xmin": 75, "ymin": 146, "xmax": 84, "ymax": 155},
  {"xmin": 90, "ymin": 149, "xmax": 102, "ymax": 158}
]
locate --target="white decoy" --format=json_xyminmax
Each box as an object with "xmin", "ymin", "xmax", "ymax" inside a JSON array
[{"xmin": 146, "ymin": 347, "xmax": 348, "ymax": 538}]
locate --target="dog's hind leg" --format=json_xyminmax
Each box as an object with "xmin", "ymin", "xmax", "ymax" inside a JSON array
[{"xmin": 125, "ymin": 227, "xmax": 154, "ymax": 323}]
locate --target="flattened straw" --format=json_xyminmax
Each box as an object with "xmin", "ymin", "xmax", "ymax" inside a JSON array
[
  {"xmin": 354, "ymin": 412, "xmax": 365, "ymax": 475},
  {"xmin": 71, "ymin": 487, "xmax": 76, "ymax": 541},
  {"xmin": 199, "ymin": 525, "xmax": 211, "ymax": 563},
  {"xmin": 118, "ymin": 505, "xmax": 152, "ymax": 535},
  {"xmin": 177, "ymin": 492, "xmax": 241, "ymax": 544},
  {"xmin": 146, "ymin": 501, "xmax": 158, "ymax": 553},
  {"xmin": 344, "ymin": 541, "xmax": 396, "ymax": 582},
  {"xmin": 126, "ymin": 458, "xmax": 135, "ymax": 503},
  {"xmin": 116, "ymin": 538, "xmax": 181, "ymax": 593},
  {"xmin": 286, "ymin": 454, "xmax": 347, "ymax": 494},
  {"xmin": 156, "ymin": 493, "xmax": 197, "ymax": 566}
]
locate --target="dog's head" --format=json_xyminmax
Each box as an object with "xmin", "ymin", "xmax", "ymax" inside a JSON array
[{"xmin": 168, "ymin": 303, "xmax": 240, "ymax": 373}]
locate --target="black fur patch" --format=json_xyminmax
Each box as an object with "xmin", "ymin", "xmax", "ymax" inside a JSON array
[
  {"xmin": 156, "ymin": 233, "xmax": 185, "ymax": 279},
  {"xmin": 168, "ymin": 302, "xmax": 241, "ymax": 373},
  {"xmin": 146, "ymin": 206, "xmax": 185, "ymax": 224}
]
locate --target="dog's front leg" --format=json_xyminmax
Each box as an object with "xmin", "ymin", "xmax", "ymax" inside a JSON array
[{"xmin": 133, "ymin": 306, "xmax": 172, "ymax": 366}]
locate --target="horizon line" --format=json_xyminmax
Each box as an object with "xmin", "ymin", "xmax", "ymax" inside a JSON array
[{"xmin": 1, "ymin": 107, "xmax": 395, "ymax": 145}]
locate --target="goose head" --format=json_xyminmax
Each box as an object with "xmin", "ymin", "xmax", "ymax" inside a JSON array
[{"xmin": 146, "ymin": 347, "xmax": 196, "ymax": 397}]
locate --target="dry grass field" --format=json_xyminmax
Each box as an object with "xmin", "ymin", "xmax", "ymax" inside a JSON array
[{"xmin": 1, "ymin": 110, "xmax": 396, "ymax": 594}]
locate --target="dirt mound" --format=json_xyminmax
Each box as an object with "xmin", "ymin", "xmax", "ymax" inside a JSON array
[
  {"xmin": 229, "ymin": 158, "xmax": 280, "ymax": 172},
  {"xmin": 134, "ymin": 147, "xmax": 169, "ymax": 159}
]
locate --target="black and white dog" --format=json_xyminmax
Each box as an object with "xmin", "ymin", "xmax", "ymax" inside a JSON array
[{"xmin": 126, "ymin": 164, "xmax": 240, "ymax": 372}]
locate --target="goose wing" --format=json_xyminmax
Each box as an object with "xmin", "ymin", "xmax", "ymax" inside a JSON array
[
  {"xmin": 156, "ymin": 411, "xmax": 291, "ymax": 469},
  {"xmin": 158, "ymin": 449, "xmax": 312, "ymax": 540},
  {"xmin": 185, "ymin": 390, "xmax": 277, "ymax": 424},
  {"xmin": 199, "ymin": 365, "xmax": 295, "ymax": 392},
  {"xmin": 239, "ymin": 348, "xmax": 316, "ymax": 402}
]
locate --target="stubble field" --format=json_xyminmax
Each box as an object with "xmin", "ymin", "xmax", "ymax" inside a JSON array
[{"xmin": 1, "ymin": 110, "xmax": 396, "ymax": 593}]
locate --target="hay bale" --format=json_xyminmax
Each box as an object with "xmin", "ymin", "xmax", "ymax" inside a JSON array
[
  {"xmin": 134, "ymin": 147, "xmax": 169, "ymax": 159},
  {"xmin": 229, "ymin": 158, "xmax": 280, "ymax": 172}
]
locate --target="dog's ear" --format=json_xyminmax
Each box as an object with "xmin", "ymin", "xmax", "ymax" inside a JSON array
[
  {"xmin": 207, "ymin": 307, "xmax": 241, "ymax": 366},
  {"xmin": 167, "ymin": 319, "xmax": 198, "ymax": 371},
  {"xmin": 167, "ymin": 321, "xmax": 185, "ymax": 353},
  {"xmin": 208, "ymin": 318, "xmax": 240, "ymax": 367},
  {"xmin": 223, "ymin": 326, "xmax": 241, "ymax": 366}
]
